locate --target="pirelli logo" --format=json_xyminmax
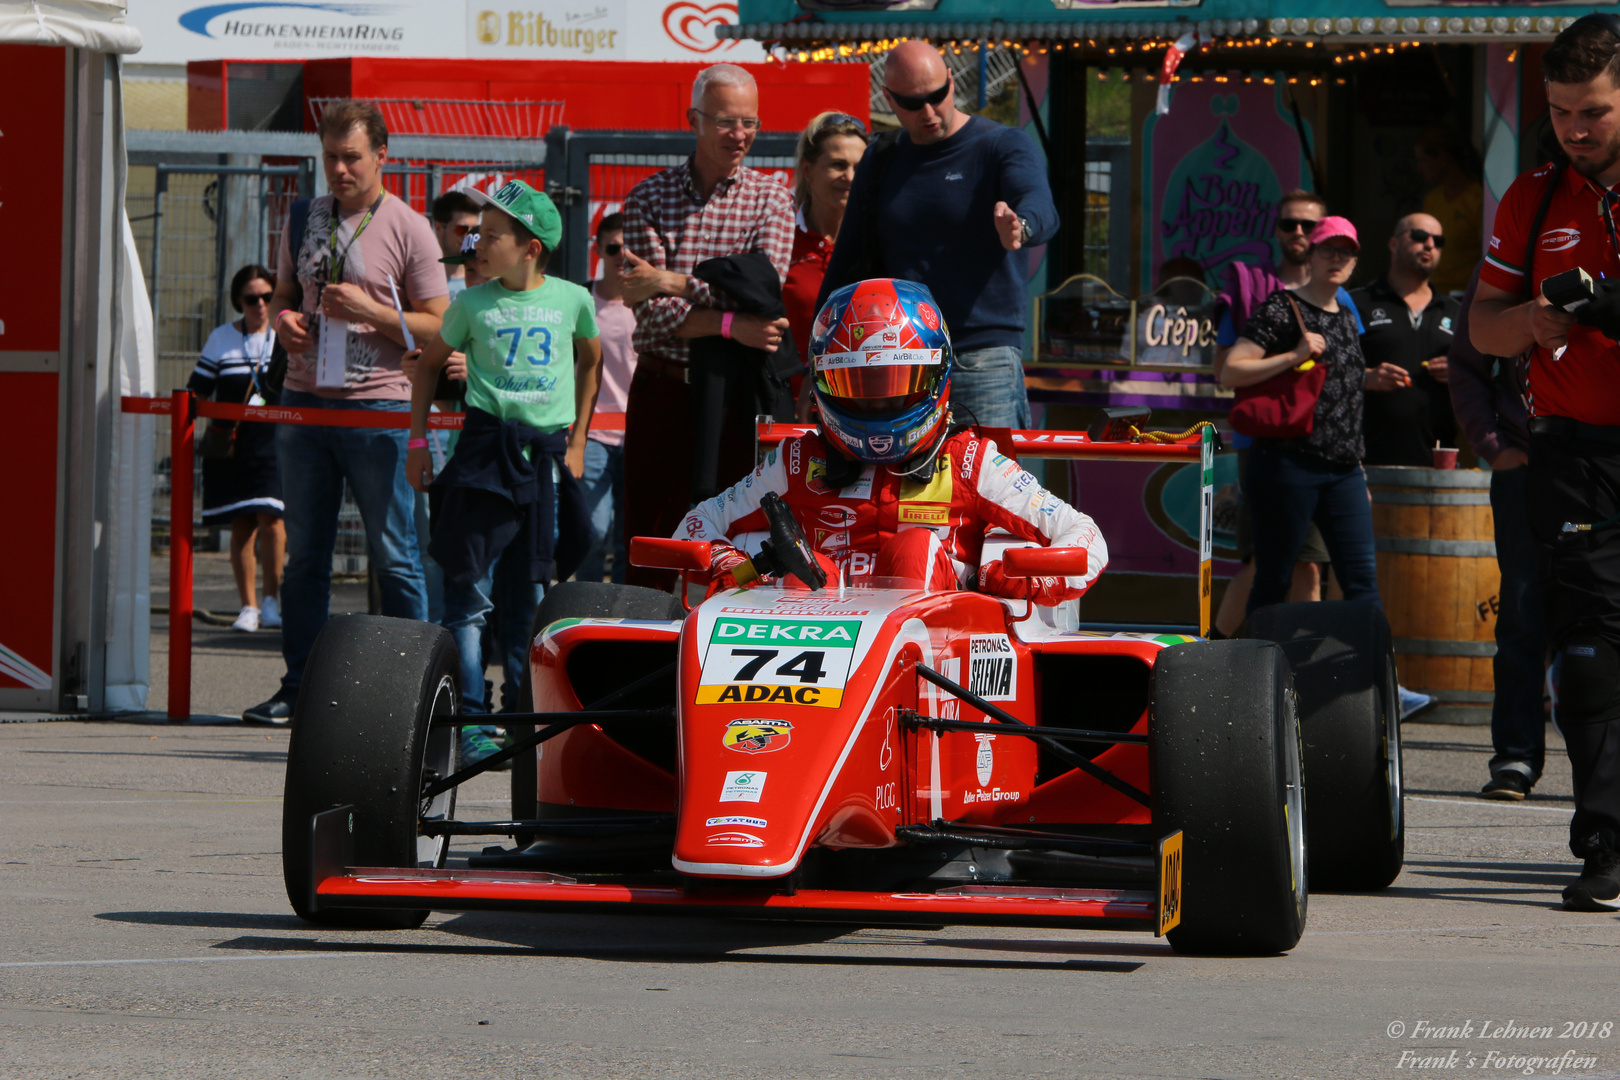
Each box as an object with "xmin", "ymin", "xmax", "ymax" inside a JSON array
[{"xmin": 898, "ymin": 503, "xmax": 949, "ymax": 526}]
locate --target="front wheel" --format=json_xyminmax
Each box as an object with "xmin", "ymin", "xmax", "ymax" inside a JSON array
[
  {"xmin": 1152, "ymin": 639, "xmax": 1307, "ymax": 955},
  {"xmin": 282, "ymin": 615, "xmax": 461, "ymax": 928}
]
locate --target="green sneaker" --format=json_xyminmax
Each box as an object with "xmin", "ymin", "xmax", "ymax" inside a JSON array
[{"xmin": 459, "ymin": 728, "xmax": 510, "ymax": 771}]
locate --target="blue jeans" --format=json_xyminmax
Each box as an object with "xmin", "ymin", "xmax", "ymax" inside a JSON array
[
  {"xmin": 414, "ymin": 491, "xmax": 445, "ymax": 625},
  {"xmin": 276, "ymin": 391, "xmax": 428, "ymax": 692},
  {"xmin": 443, "ymin": 547, "xmax": 545, "ymax": 715},
  {"xmin": 951, "ymin": 345, "xmax": 1031, "ymax": 430},
  {"xmin": 575, "ymin": 438, "xmax": 626, "ymax": 584},
  {"xmin": 1489, "ymin": 465, "xmax": 1547, "ymax": 780},
  {"xmin": 1245, "ymin": 443, "xmax": 1381, "ymax": 614}
]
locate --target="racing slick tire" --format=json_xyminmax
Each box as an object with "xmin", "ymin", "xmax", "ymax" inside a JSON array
[
  {"xmin": 1151, "ymin": 639, "xmax": 1307, "ymax": 955},
  {"xmin": 282, "ymin": 615, "xmax": 461, "ymax": 928},
  {"xmin": 1249, "ymin": 600, "xmax": 1404, "ymax": 892},
  {"xmin": 511, "ymin": 582, "xmax": 687, "ymax": 826}
]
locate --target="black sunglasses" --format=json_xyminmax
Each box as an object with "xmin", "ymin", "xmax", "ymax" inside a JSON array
[
  {"xmin": 1406, "ymin": 228, "xmax": 1447, "ymax": 249},
  {"xmin": 886, "ymin": 76, "xmax": 951, "ymax": 113},
  {"xmin": 240, "ymin": 292, "xmax": 273, "ymax": 305},
  {"xmin": 601, "ymin": 242, "xmax": 623, "ymax": 256},
  {"xmin": 1276, "ymin": 217, "xmax": 1319, "ymax": 234},
  {"xmin": 814, "ymin": 112, "xmax": 868, "ymax": 136}
]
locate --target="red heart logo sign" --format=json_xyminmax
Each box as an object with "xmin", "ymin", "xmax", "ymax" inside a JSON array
[{"xmin": 662, "ymin": 0, "xmax": 738, "ymax": 53}]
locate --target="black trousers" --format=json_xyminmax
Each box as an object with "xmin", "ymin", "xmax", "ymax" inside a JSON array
[{"xmin": 1527, "ymin": 430, "xmax": 1620, "ymax": 857}]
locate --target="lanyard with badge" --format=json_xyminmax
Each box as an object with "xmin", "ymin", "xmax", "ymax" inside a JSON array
[{"xmin": 314, "ymin": 191, "xmax": 385, "ymax": 388}]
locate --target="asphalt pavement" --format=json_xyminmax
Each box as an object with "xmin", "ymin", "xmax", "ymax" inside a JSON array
[{"xmin": 2, "ymin": 558, "xmax": 1614, "ymax": 1078}]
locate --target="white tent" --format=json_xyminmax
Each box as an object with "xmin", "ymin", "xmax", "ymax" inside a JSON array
[
  {"xmin": 0, "ymin": 0, "xmax": 142, "ymax": 53},
  {"xmin": 0, "ymin": 0, "xmax": 153, "ymax": 713}
]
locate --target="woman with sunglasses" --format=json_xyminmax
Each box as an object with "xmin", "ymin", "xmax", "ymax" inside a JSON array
[
  {"xmin": 785, "ymin": 111, "xmax": 868, "ymax": 419},
  {"xmin": 187, "ymin": 264, "xmax": 286, "ymax": 634}
]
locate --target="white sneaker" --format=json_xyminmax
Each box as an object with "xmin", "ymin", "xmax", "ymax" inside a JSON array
[
  {"xmin": 259, "ymin": 595, "xmax": 282, "ymax": 629},
  {"xmin": 231, "ymin": 606, "xmax": 260, "ymax": 633}
]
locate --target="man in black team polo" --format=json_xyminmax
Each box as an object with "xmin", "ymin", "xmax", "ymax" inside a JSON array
[{"xmin": 1353, "ymin": 213, "xmax": 1460, "ymax": 467}]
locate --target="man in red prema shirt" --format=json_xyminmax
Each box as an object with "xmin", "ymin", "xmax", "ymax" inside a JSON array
[{"xmin": 1470, "ymin": 14, "xmax": 1620, "ymax": 911}]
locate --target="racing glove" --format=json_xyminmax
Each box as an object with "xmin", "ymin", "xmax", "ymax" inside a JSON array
[
  {"xmin": 1574, "ymin": 277, "xmax": 1620, "ymax": 342},
  {"xmin": 707, "ymin": 542, "xmax": 755, "ymax": 591}
]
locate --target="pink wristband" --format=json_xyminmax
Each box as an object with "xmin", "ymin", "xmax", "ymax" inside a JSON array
[
  {"xmin": 721, "ymin": 311, "xmax": 734, "ymax": 340},
  {"xmin": 407, "ymin": 437, "xmax": 429, "ymax": 449}
]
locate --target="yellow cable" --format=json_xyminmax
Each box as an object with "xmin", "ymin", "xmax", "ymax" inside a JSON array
[{"xmin": 1128, "ymin": 421, "xmax": 1217, "ymax": 444}]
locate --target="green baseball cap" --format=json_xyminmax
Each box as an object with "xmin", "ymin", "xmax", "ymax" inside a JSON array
[
  {"xmin": 439, "ymin": 230, "xmax": 479, "ymax": 265},
  {"xmin": 469, "ymin": 179, "xmax": 561, "ymax": 251}
]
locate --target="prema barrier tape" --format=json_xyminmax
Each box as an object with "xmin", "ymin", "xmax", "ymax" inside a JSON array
[
  {"xmin": 753, "ymin": 421, "xmax": 1204, "ymax": 461},
  {"xmin": 121, "ymin": 392, "xmax": 624, "ymax": 720}
]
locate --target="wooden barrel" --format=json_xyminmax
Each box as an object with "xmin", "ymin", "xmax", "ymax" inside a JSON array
[{"xmin": 1366, "ymin": 466, "xmax": 1499, "ymax": 725}]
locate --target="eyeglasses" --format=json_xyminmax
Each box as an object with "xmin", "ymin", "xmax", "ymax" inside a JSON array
[
  {"xmin": 885, "ymin": 77, "xmax": 952, "ymax": 113},
  {"xmin": 1276, "ymin": 217, "xmax": 1320, "ymax": 234},
  {"xmin": 601, "ymin": 242, "xmax": 623, "ymax": 256},
  {"xmin": 241, "ymin": 292, "xmax": 273, "ymax": 305},
  {"xmin": 1316, "ymin": 245, "xmax": 1358, "ymax": 263},
  {"xmin": 1406, "ymin": 228, "xmax": 1447, "ymax": 248},
  {"xmin": 450, "ymin": 223, "xmax": 476, "ymax": 237},
  {"xmin": 691, "ymin": 109, "xmax": 760, "ymax": 132},
  {"xmin": 813, "ymin": 112, "xmax": 868, "ymax": 137}
]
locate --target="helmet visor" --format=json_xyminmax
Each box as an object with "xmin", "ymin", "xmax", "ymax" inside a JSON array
[{"xmin": 815, "ymin": 351, "xmax": 943, "ymax": 415}]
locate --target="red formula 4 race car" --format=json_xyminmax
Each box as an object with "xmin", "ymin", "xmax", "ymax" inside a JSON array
[{"xmin": 283, "ymin": 424, "xmax": 1404, "ymax": 956}]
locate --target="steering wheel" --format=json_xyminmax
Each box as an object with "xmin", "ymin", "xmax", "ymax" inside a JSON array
[{"xmin": 755, "ymin": 492, "xmax": 827, "ymax": 591}]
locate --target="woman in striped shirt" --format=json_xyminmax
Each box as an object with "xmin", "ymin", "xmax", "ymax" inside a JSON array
[{"xmin": 187, "ymin": 264, "xmax": 285, "ymax": 634}]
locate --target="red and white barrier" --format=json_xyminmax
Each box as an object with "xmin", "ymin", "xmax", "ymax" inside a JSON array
[{"xmin": 122, "ymin": 392, "xmax": 624, "ymax": 720}]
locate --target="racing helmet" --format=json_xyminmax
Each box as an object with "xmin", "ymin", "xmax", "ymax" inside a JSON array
[{"xmin": 808, "ymin": 278, "xmax": 953, "ymax": 466}]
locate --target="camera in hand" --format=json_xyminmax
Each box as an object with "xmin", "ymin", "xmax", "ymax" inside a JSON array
[
  {"xmin": 1543, "ymin": 268, "xmax": 1596, "ymax": 312},
  {"xmin": 1542, "ymin": 267, "xmax": 1620, "ymax": 340}
]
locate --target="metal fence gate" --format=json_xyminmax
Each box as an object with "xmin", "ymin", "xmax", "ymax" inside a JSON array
[{"xmin": 127, "ymin": 155, "xmax": 547, "ymax": 573}]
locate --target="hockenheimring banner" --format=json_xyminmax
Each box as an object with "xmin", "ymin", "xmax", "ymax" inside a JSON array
[{"xmin": 130, "ymin": 0, "xmax": 766, "ymax": 64}]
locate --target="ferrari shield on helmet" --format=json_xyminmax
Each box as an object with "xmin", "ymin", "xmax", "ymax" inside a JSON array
[{"xmin": 809, "ymin": 278, "xmax": 953, "ymax": 465}]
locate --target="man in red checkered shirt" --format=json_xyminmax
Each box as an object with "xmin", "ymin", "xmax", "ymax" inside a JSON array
[{"xmin": 617, "ymin": 63, "xmax": 795, "ymax": 589}]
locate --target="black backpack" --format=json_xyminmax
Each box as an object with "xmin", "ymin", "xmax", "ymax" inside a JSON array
[{"xmin": 259, "ymin": 198, "xmax": 311, "ymax": 404}]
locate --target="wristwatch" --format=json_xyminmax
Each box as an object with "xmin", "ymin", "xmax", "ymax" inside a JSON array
[{"xmin": 1018, "ymin": 216, "xmax": 1033, "ymax": 245}]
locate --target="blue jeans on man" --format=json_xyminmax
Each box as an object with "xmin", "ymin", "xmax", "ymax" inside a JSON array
[
  {"xmin": 576, "ymin": 438, "xmax": 626, "ymax": 584},
  {"xmin": 274, "ymin": 391, "xmax": 429, "ymax": 694},
  {"xmin": 950, "ymin": 345, "xmax": 1031, "ymax": 430},
  {"xmin": 1489, "ymin": 465, "xmax": 1547, "ymax": 783}
]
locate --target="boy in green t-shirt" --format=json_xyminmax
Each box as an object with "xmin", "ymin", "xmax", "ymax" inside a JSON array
[{"xmin": 404, "ymin": 179, "xmax": 602, "ymax": 740}]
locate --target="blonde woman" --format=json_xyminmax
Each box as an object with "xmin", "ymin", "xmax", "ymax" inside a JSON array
[{"xmin": 785, "ymin": 112, "xmax": 868, "ymax": 416}]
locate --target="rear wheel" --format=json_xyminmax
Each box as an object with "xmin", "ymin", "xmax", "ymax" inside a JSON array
[
  {"xmin": 511, "ymin": 582, "xmax": 687, "ymax": 825},
  {"xmin": 1249, "ymin": 600, "xmax": 1404, "ymax": 891},
  {"xmin": 1152, "ymin": 639, "xmax": 1307, "ymax": 955},
  {"xmin": 282, "ymin": 615, "xmax": 461, "ymax": 928}
]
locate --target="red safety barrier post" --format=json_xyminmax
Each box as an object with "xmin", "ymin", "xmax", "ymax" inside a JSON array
[{"xmin": 168, "ymin": 389, "xmax": 194, "ymax": 721}]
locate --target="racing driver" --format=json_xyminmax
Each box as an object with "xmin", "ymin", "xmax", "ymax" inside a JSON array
[{"xmin": 677, "ymin": 278, "xmax": 1107, "ymax": 602}]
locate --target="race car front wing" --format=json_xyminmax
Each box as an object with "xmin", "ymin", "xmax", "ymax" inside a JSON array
[{"xmin": 307, "ymin": 806, "xmax": 1184, "ymax": 935}]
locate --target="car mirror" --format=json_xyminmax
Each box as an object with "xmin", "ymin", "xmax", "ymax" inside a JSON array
[
  {"xmin": 629, "ymin": 537, "xmax": 712, "ymax": 573},
  {"xmin": 1002, "ymin": 546, "xmax": 1088, "ymax": 578}
]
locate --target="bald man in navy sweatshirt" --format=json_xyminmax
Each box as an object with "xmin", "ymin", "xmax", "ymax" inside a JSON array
[{"xmin": 817, "ymin": 40, "xmax": 1058, "ymax": 430}]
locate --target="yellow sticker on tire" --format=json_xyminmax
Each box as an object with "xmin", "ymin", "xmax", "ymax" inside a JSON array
[{"xmin": 1158, "ymin": 830, "xmax": 1184, "ymax": 936}]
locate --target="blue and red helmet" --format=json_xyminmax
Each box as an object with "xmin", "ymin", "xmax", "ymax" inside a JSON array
[{"xmin": 808, "ymin": 278, "xmax": 953, "ymax": 466}]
